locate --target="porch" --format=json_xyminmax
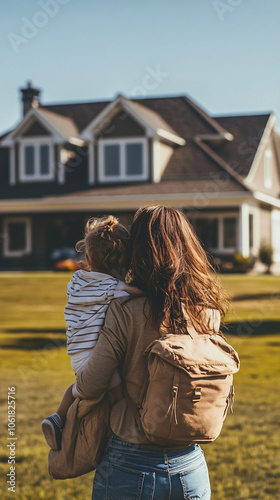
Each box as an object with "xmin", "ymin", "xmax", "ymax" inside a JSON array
[{"xmin": 0, "ymin": 202, "xmax": 278, "ymax": 271}]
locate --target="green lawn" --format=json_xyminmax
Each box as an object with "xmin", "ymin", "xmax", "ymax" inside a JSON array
[{"xmin": 0, "ymin": 273, "xmax": 280, "ymax": 499}]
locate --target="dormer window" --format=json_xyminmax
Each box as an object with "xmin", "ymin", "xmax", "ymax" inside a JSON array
[
  {"xmin": 99, "ymin": 138, "xmax": 148, "ymax": 182},
  {"xmin": 19, "ymin": 138, "xmax": 54, "ymax": 182}
]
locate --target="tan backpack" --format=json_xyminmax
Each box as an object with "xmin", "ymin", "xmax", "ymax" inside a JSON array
[{"xmin": 127, "ymin": 314, "xmax": 240, "ymax": 446}]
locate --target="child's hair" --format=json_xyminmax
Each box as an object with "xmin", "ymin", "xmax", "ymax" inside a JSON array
[{"xmin": 76, "ymin": 215, "xmax": 129, "ymax": 274}]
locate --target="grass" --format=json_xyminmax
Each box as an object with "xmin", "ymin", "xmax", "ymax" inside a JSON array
[{"xmin": 0, "ymin": 273, "xmax": 280, "ymax": 499}]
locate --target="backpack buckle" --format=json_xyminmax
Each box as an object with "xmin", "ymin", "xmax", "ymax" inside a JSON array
[
  {"xmin": 171, "ymin": 386, "xmax": 179, "ymax": 425},
  {"xmin": 193, "ymin": 387, "xmax": 201, "ymax": 401}
]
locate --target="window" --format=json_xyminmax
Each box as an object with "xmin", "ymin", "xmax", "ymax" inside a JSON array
[
  {"xmin": 40, "ymin": 144, "xmax": 50, "ymax": 175},
  {"xmin": 99, "ymin": 138, "xmax": 148, "ymax": 182},
  {"xmin": 264, "ymin": 150, "xmax": 272, "ymax": 189},
  {"xmin": 194, "ymin": 218, "xmax": 218, "ymax": 249},
  {"xmin": 104, "ymin": 145, "xmax": 120, "ymax": 177},
  {"xmin": 126, "ymin": 143, "xmax": 143, "ymax": 176},
  {"xmin": 19, "ymin": 139, "xmax": 54, "ymax": 181},
  {"xmin": 3, "ymin": 218, "xmax": 32, "ymax": 257},
  {"xmin": 223, "ymin": 217, "xmax": 237, "ymax": 249},
  {"xmin": 191, "ymin": 215, "xmax": 238, "ymax": 252},
  {"xmin": 24, "ymin": 146, "xmax": 35, "ymax": 175}
]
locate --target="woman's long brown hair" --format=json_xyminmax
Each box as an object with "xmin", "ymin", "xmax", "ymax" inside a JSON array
[{"xmin": 127, "ymin": 205, "xmax": 228, "ymax": 335}]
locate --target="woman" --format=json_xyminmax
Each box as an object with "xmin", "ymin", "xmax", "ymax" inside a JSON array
[{"xmin": 74, "ymin": 205, "xmax": 227, "ymax": 499}]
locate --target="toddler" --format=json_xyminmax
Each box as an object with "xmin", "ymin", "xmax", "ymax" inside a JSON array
[{"xmin": 42, "ymin": 215, "xmax": 141, "ymax": 450}]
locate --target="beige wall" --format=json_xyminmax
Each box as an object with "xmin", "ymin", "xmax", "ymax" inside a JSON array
[
  {"xmin": 271, "ymin": 209, "xmax": 280, "ymax": 262},
  {"xmin": 158, "ymin": 141, "xmax": 174, "ymax": 178},
  {"xmin": 152, "ymin": 140, "xmax": 174, "ymax": 182},
  {"xmin": 247, "ymin": 128, "xmax": 280, "ymax": 197}
]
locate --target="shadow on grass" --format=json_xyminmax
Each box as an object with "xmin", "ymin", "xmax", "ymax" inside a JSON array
[
  {"xmin": 1, "ymin": 328, "xmax": 65, "ymax": 334},
  {"xmin": 0, "ymin": 455, "xmax": 25, "ymax": 464},
  {"xmin": 0, "ymin": 337, "xmax": 66, "ymax": 350},
  {"xmin": 223, "ymin": 321, "xmax": 280, "ymax": 337},
  {"xmin": 1, "ymin": 323, "xmax": 280, "ymax": 350},
  {"xmin": 232, "ymin": 293, "xmax": 280, "ymax": 302}
]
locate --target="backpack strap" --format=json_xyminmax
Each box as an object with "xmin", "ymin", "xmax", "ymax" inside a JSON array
[
  {"xmin": 185, "ymin": 318, "xmax": 201, "ymax": 339},
  {"xmin": 185, "ymin": 309, "xmax": 220, "ymax": 338}
]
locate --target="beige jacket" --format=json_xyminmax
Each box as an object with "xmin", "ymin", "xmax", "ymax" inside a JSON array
[{"xmin": 74, "ymin": 295, "xmax": 220, "ymax": 445}]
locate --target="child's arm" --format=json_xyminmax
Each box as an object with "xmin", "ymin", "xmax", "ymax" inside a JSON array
[
  {"xmin": 57, "ymin": 384, "xmax": 75, "ymax": 421},
  {"xmin": 115, "ymin": 281, "xmax": 143, "ymax": 295}
]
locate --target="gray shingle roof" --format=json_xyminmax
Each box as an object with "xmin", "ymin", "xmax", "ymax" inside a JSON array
[
  {"xmin": 38, "ymin": 108, "xmax": 79, "ymax": 140},
  {"xmin": 8, "ymin": 94, "xmax": 272, "ymax": 190},
  {"xmin": 214, "ymin": 113, "xmax": 271, "ymax": 177}
]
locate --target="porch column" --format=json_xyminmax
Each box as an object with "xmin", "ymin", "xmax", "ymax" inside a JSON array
[
  {"xmin": 88, "ymin": 142, "xmax": 94, "ymax": 185},
  {"xmin": 239, "ymin": 203, "xmax": 250, "ymax": 257},
  {"xmin": 152, "ymin": 139, "xmax": 160, "ymax": 183},
  {"xmin": 58, "ymin": 145, "xmax": 65, "ymax": 184}
]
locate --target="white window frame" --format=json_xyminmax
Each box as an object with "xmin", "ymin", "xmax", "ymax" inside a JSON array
[
  {"xmin": 264, "ymin": 150, "xmax": 273, "ymax": 189},
  {"xmin": 189, "ymin": 213, "xmax": 239, "ymax": 254},
  {"xmin": 19, "ymin": 137, "xmax": 55, "ymax": 182},
  {"xmin": 3, "ymin": 217, "xmax": 32, "ymax": 257},
  {"xmin": 98, "ymin": 137, "xmax": 148, "ymax": 182}
]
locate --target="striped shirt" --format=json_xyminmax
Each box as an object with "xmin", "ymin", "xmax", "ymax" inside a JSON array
[{"xmin": 65, "ymin": 269, "xmax": 129, "ymax": 355}]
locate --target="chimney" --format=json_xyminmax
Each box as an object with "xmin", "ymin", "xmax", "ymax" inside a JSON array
[{"xmin": 20, "ymin": 81, "xmax": 40, "ymax": 116}]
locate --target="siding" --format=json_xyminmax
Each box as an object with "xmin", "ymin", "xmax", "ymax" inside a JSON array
[
  {"xmin": 21, "ymin": 120, "xmax": 51, "ymax": 136},
  {"xmin": 0, "ymin": 147, "xmax": 10, "ymax": 185},
  {"xmin": 0, "ymin": 145, "xmax": 89, "ymax": 199},
  {"xmin": 0, "ymin": 211, "xmax": 135, "ymax": 270},
  {"xmin": 247, "ymin": 129, "xmax": 280, "ymax": 197},
  {"xmin": 96, "ymin": 110, "xmax": 145, "ymax": 139}
]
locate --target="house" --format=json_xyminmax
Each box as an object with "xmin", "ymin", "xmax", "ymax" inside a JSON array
[{"xmin": 0, "ymin": 81, "xmax": 280, "ymax": 270}]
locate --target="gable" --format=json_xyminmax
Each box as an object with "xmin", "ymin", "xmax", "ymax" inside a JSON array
[
  {"xmin": 80, "ymin": 95, "xmax": 185, "ymax": 146},
  {"xmin": 0, "ymin": 107, "xmax": 81, "ymax": 148},
  {"xmin": 213, "ymin": 114, "xmax": 271, "ymax": 177},
  {"xmin": 21, "ymin": 120, "xmax": 51, "ymax": 137},
  {"xmin": 97, "ymin": 110, "xmax": 145, "ymax": 139},
  {"xmin": 246, "ymin": 130, "xmax": 280, "ymax": 197}
]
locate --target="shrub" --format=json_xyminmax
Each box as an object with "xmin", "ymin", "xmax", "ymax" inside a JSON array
[
  {"xmin": 233, "ymin": 253, "xmax": 253, "ymax": 268},
  {"xmin": 232, "ymin": 253, "xmax": 254, "ymax": 273},
  {"xmin": 259, "ymin": 244, "xmax": 273, "ymax": 273}
]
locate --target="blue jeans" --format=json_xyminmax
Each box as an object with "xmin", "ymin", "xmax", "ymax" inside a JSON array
[{"xmin": 92, "ymin": 434, "xmax": 211, "ymax": 499}]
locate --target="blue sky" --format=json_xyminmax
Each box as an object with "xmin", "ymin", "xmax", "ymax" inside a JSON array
[{"xmin": 1, "ymin": 0, "xmax": 280, "ymax": 134}]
